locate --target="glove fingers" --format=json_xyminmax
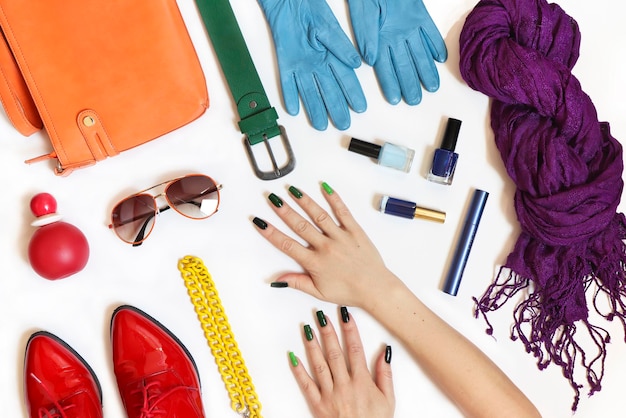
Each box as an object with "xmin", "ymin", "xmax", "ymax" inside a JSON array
[
  {"xmin": 375, "ymin": 45, "xmax": 422, "ymax": 106},
  {"xmin": 297, "ymin": 65, "xmax": 365, "ymax": 131},
  {"xmin": 312, "ymin": 1, "xmax": 362, "ymax": 68},
  {"xmin": 315, "ymin": 29, "xmax": 362, "ymax": 69},
  {"xmin": 330, "ymin": 63, "xmax": 367, "ymax": 114},
  {"xmin": 418, "ymin": 18, "xmax": 448, "ymax": 63},
  {"xmin": 347, "ymin": 0, "xmax": 381, "ymax": 65},
  {"xmin": 280, "ymin": 72, "xmax": 302, "ymax": 117},
  {"xmin": 373, "ymin": 48, "xmax": 401, "ymax": 105},
  {"xmin": 297, "ymin": 75, "xmax": 330, "ymax": 131},
  {"xmin": 315, "ymin": 73, "xmax": 351, "ymax": 130},
  {"xmin": 409, "ymin": 30, "xmax": 440, "ymax": 92}
]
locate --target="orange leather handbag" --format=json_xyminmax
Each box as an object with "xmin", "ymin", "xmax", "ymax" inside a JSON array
[{"xmin": 0, "ymin": 1, "xmax": 208, "ymax": 175}]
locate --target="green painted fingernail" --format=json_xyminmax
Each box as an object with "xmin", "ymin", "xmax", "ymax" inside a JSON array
[
  {"xmin": 252, "ymin": 217, "xmax": 267, "ymax": 230},
  {"xmin": 268, "ymin": 193, "xmax": 283, "ymax": 208},
  {"xmin": 289, "ymin": 351, "xmax": 298, "ymax": 367},
  {"xmin": 303, "ymin": 324, "xmax": 313, "ymax": 341},
  {"xmin": 316, "ymin": 310, "xmax": 327, "ymax": 327},
  {"xmin": 288, "ymin": 185, "xmax": 303, "ymax": 199},
  {"xmin": 321, "ymin": 182, "xmax": 334, "ymax": 195}
]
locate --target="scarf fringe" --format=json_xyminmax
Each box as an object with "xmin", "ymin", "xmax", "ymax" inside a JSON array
[{"xmin": 474, "ymin": 264, "xmax": 626, "ymax": 411}]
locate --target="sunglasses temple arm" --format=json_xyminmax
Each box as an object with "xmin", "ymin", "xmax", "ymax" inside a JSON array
[
  {"xmin": 132, "ymin": 208, "xmax": 169, "ymax": 247},
  {"xmin": 132, "ymin": 219, "xmax": 150, "ymax": 247},
  {"xmin": 126, "ymin": 200, "xmax": 206, "ymax": 246}
]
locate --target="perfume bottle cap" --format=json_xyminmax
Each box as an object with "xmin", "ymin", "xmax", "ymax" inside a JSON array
[
  {"xmin": 440, "ymin": 118, "xmax": 462, "ymax": 151},
  {"xmin": 348, "ymin": 137, "xmax": 382, "ymax": 159}
]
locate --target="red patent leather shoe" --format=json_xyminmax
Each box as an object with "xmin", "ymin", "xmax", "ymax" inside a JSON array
[
  {"xmin": 24, "ymin": 331, "xmax": 103, "ymax": 418},
  {"xmin": 110, "ymin": 305, "xmax": 205, "ymax": 418}
]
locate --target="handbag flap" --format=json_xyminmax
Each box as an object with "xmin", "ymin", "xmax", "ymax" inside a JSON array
[
  {"xmin": 0, "ymin": 0, "xmax": 209, "ymax": 173},
  {"xmin": 0, "ymin": 29, "xmax": 42, "ymax": 135}
]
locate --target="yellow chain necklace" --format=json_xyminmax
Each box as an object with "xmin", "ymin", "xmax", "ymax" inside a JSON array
[{"xmin": 178, "ymin": 255, "xmax": 262, "ymax": 418}]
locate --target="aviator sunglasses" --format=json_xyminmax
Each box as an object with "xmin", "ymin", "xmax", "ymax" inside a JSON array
[{"xmin": 109, "ymin": 174, "xmax": 222, "ymax": 246}]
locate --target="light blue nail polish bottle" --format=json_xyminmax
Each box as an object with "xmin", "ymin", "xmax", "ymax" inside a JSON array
[{"xmin": 348, "ymin": 137, "xmax": 415, "ymax": 173}]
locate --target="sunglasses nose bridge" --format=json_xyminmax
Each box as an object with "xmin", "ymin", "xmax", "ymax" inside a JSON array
[{"xmin": 153, "ymin": 191, "xmax": 168, "ymax": 205}]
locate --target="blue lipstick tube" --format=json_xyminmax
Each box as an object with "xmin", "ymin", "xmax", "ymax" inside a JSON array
[{"xmin": 442, "ymin": 189, "xmax": 489, "ymax": 296}]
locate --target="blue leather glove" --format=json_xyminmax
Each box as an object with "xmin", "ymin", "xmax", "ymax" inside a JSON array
[
  {"xmin": 347, "ymin": 0, "xmax": 447, "ymax": 105},
  {"xmin": 257, "ymin": 0, "xmax": 366, "ymax": 130}
]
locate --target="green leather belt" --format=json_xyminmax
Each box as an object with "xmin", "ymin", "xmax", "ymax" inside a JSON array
[{"xmin": 195, "ymin": 0, "xmax": 295, "ymax": 180}]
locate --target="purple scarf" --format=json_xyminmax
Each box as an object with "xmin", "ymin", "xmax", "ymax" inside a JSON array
[{"xmin": 459, "ymin": 0, "xmax": 626, "ymax": 410}]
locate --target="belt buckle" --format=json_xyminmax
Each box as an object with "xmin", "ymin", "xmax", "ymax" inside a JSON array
[{"xmin": 243, "ymin": 125, "xmax": 296, "ymax": 181}]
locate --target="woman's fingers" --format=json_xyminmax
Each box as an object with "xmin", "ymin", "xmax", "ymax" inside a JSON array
[
  {"xmin": 375, "ymin": 346, "xmax": 395, "ymax": 406},
  {"xmin": 301, "ymin": 319, "xmax": 335, "ymax": 392},
  {"xmin": 338, "ymin": 307, "xmax": 369, "ymax": 377},
  {"xmin": 286, "ymin": 185, "xmax": 345, "ymax": 240},
  {"xmin": 314, "ymin": 311, "xmax": 350, "ymax": 387},
  {"xmin": 272, "ymin": 272, "xmax": 325, "ymax": 300},
  {"xmin": 267, "ymin": 191, "xmax": 331, "ymax": 248},
  {"xmin": 288, "ymin": 308, "xmax": 396, "ymax": 418},
  {"xmin": 288, "ymin": 351, "xmax": 322, "ymax": 406},
  {"xmin": 318, "ymin": 183, "xmax": 362, "ymax": 234},
  {"xmin": 252, "ymin": 216, "xmax": 313, "ymax": 264},
  {"xmin": 294, "ymin": 310, "xmax": 358, "ymax": 394}
]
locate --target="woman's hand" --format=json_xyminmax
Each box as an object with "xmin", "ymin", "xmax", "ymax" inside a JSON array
[
  {"xmin": 289, "ymin": 308, "xmax": 395, "ymax": 418},
  {"xmin": 252, "ymin": 183, "xmax": 398, "ymax": 308},
  {"xmin": 253, "ymin": 184, "xmax": 542, "ymax": 418}
]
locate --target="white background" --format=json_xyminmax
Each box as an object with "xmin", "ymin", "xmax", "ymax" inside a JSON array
[{"xmin": 1, "ymin": 1, "xmax": 625, "ymax": 417}]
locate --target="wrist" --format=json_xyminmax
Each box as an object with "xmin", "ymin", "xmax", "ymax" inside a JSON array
[{"xmin": 358, "ymin": 269, "xmax": 407, "ymax": 315}]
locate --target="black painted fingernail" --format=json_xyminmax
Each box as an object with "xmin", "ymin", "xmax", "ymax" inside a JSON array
[
  {"xmin": 316, "ymin": 310, "xmax": 327, "ymax": 327},
  {"xmin": 340, "ymin": 306, "xmax": 350, "ymax": 323},
  {"xmin": 252, "ymin": 217, "xmax": 267, "ymax": 230},
  {"xmin": 303, "ymin": 324, "xmax": 313, "ymax": 341},
  {"xmin": 385, "ymin": 345, "xmax": 392, "ymax": 364},
  {"xmin": 289, "ymin": 185, "xmax": 303, "ymax": 199},
  {"xmin": 268, "ymin": 193, "xmax": 283, "ymax": 208},
  {"xmin": 270, "ymin": 281, "xmax": 288, "ymax": 288}
]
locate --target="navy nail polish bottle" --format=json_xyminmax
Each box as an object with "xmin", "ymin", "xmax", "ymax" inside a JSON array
[{"xmin": 427, "ymin": 118, "xmax": 462, "ymax": 185}]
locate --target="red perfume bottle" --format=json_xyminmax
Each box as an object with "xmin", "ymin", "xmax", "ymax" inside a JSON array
[{"xmin": 28, "ymin": 193, "xmax": 90, "ymax": 280}]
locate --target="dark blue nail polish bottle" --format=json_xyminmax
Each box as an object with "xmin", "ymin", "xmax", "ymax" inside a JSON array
[{"xmin": 427, "ymin": 118, "xmax": 462, "ymax": 185}]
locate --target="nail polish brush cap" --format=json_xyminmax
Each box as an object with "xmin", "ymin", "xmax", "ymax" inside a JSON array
[
  {"xmin": 440, "ymin": 118, "xmax": 462, "ymax": 151},
  {"xmin": 348, "ymin": 137, "xmax": 381, "ymax": 159}
]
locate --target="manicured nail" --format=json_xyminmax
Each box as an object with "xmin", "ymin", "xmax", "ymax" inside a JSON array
[
  {"xmin": 385, "ymin": 345, "xmax": 392, "ymax": 364},
  {"xmin": 268, "ymin": 193, "xmax": 283, "ymax": 208},
  {"xmin": 316, "ymin": 310, "xmax": 327, "ymax": 327},
  {"xmin": 288, "ymin": 185, "xmax": 303, "ymax": 199},
  {"xmin": 289, "ymin": 351, "xmax": 298, "ymax": 367},
  {"xmin": 321, "ymin": 182, "xmax": 334, "ymax": 195},
  {"xmin": 340, "ymin": 306, "xmax": 350, "ymax": 323},
  {"xmin": 303, "ymin": 324, "xmax": 313, "ymax": 341},
  {"xmin": 252, "ymin": 217, "xmax": 267, "ymax": 230},
  {"xmin": 270, "ymin": 281, "xmax": 288, "ymax": 288}
]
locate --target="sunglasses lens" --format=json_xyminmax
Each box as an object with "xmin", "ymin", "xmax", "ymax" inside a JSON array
[
  {"xmin": 110, "ymin": 194, "xmax": 157, "ymax": 244},
  {"xmin": 166, "ymin": 175, "xmax": 220, "ymax": 219}
]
